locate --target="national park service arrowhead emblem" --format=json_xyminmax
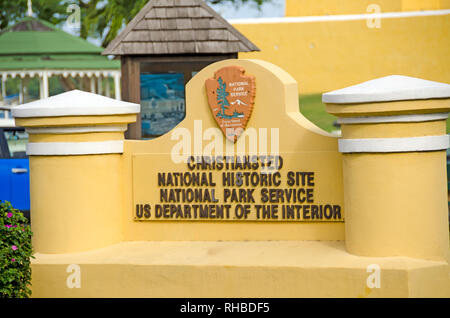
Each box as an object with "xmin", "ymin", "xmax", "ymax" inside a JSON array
[{"xmin": 205, "ymin": 66, "xmax": 256, "ymax": 142}]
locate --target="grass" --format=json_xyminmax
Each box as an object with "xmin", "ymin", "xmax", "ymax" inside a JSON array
[
  {"xmin": 299, "ymin": 94, "xmax": 450, "ymax": 133},
  {"xmin": 299, "ymin": 94, "xmax": 337, "ymax": 132}
]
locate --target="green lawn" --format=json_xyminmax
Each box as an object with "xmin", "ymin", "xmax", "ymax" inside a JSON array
[
  {"xmin": 299, "ymin": 94, "xmax": 450, "ymax": 133},
  {"xmin": 299, "ymin": 94, "xmax": 337, "ymax": 132}
]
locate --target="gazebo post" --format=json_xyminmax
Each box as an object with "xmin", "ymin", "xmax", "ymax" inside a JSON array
[
  {"xmin": 114, "ymin": 72, "xmax": 120, "ymax": 100},
  {"xmin": 105, "ymin": 77, "xmax": 111, "ymax": 98},
  {"xmin": 39, "ymin": 74, "xmax": 43, "ymax": 99},
  {"xmin": 39, "ymin": 71, "xmax": 49, "ymax": 99},
  {"xmin": 1, "ymin": 74, "xmax": 5, "ymax": 101},
  {"xmin": 44, "ymin": 71, "xmax": 49, "ymax": 98},
  {"xmin": 90, "ymin": 76, "xmax": 96, "ymax": 93},
  {"xmin": 19, "ymin": 79, "xmax": 23, "ymax": 104},
  {"xmin": 97, "ymin": 76, "xmax": 103, "ymax": 95}
]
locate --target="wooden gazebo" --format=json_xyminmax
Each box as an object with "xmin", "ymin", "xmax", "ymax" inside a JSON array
[{"xmin": 103, "ymin": 0, "xmax": 259, "ymax": 139}]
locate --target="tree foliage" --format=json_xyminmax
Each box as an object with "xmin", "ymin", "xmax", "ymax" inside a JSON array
[
  {"xmin": 0, "ymin": 0, "xmax": 269, "ymax": 47},
  {"xmin": 0, "ymin": 201, "xmax": 33, "ymax": 298},
  {"xmin": 0, "ymin": 0, "xmax": 70, "ymax": 30}
]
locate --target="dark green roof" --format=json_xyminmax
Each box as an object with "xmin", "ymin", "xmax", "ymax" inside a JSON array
[{"xmin": 0, "ymin": 17, "xmax": 119, "ymax": 70}]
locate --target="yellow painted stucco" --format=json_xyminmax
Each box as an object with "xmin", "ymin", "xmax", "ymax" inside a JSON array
[
  {"xmin": 233, "ymin": 7, "xmax": 450, "ymax": 94},
  {"xmin": 16, "ymin": 59, "xmax": 449, "ymax": 297},
  {"xmin": 325, "ymin": 98, "xmax": 450, "ymax": 262},
  {"xmin": 342, "ymin": 151, "xmax": 449, "ymax": 261},
  {"xmin": 341, "ymin": 120, "xmax": 446, "ymax": 139},
  {"xmin": 30, "ymin": 154, "xmax": 125, "ymax": 253},
  {"xmin": 24, "ymin": 114, "xmax": 136, "ymax": 254},
  {"xmin": 15, "ymin": 114, "xmax": 136, "ymax": 127},
  {"xmin": 30, "ymin": 241, "xmax": 450, "ymax": 298},
  {"xmin": 326, "ymin": 99, "xmax": 450, "ymax": 116},
  {"xmin": 285, "ymin": 0, "xmax": 449, "ymax": 17},
  {"xmin": 28, "ymin": 131, "xmax": 124, "ymax": 142}
]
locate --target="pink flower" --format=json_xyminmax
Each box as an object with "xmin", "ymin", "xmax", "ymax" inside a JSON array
[
  {"xmin": 6, "ymin": 212, "xmax": 12, "ymax": 218},
  {"xmin": 11, "ymin": 258, "xmax": 15, "ymax": 262},
  {"xmin": 5, "ymin": 225, "xmax": 11, "ymax": 228},
  {"xmin": 11, "ymin": 245, "xmax": 17, "ymax": 251}
]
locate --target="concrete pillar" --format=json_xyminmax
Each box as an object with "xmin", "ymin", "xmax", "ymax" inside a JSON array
[
  {"xmin": 324, "ymin": 75, "xmax": 450, "ymax": 261},
  {"xmin": 11, "ymin": 89, "xmax": 140, "ymax": 253}
]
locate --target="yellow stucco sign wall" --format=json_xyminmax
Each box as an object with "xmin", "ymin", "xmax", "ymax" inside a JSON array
[
  {"xmin": 124, "ymin": 59, "xmax": 345, "ymax": 241},
  {"xmin": 11, "ymin": 59, "xmax": 450, "ymax": 297},
  {"xmin": 130, "ymin": 60, "xmax": 344, "ymax": 222}
]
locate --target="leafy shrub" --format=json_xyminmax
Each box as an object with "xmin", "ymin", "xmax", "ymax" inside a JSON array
[{"xmin": 0, "ymin": 200, "xmax": 33, "ymax": 298}]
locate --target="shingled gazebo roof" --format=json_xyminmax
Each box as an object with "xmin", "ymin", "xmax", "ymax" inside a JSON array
[{"xmin": 103, "ymin": 0, "xmax": 259, "ymax": 55}]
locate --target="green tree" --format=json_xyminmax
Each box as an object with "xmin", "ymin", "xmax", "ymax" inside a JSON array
[
  {"xmin": 0, "ymin": 0, "xmax": 269, "ymax": 47},
  {"xmin": 81, "ymin": 0, "xmax": 149, "ymax": 48},
  {"xmin": 93, "ymin": 0, "xmax": 268, "ymax": 48},
  {"xmin": 0, "ymin": 0, "xmax": 70, "ymax": 30}
]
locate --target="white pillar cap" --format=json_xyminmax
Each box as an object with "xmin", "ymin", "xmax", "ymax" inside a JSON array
[
  {"xmin": 12, "ymin": 89, "xmax": 140, "ymax": 118},
  {"xmin": 322, "ymin": 75, "xmax": 450, "ymax": 104}
]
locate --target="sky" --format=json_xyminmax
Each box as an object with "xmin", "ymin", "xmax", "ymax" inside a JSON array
[{"xmin": 209, "ymin": 0, "xmax": 285, "ymax": 19}]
